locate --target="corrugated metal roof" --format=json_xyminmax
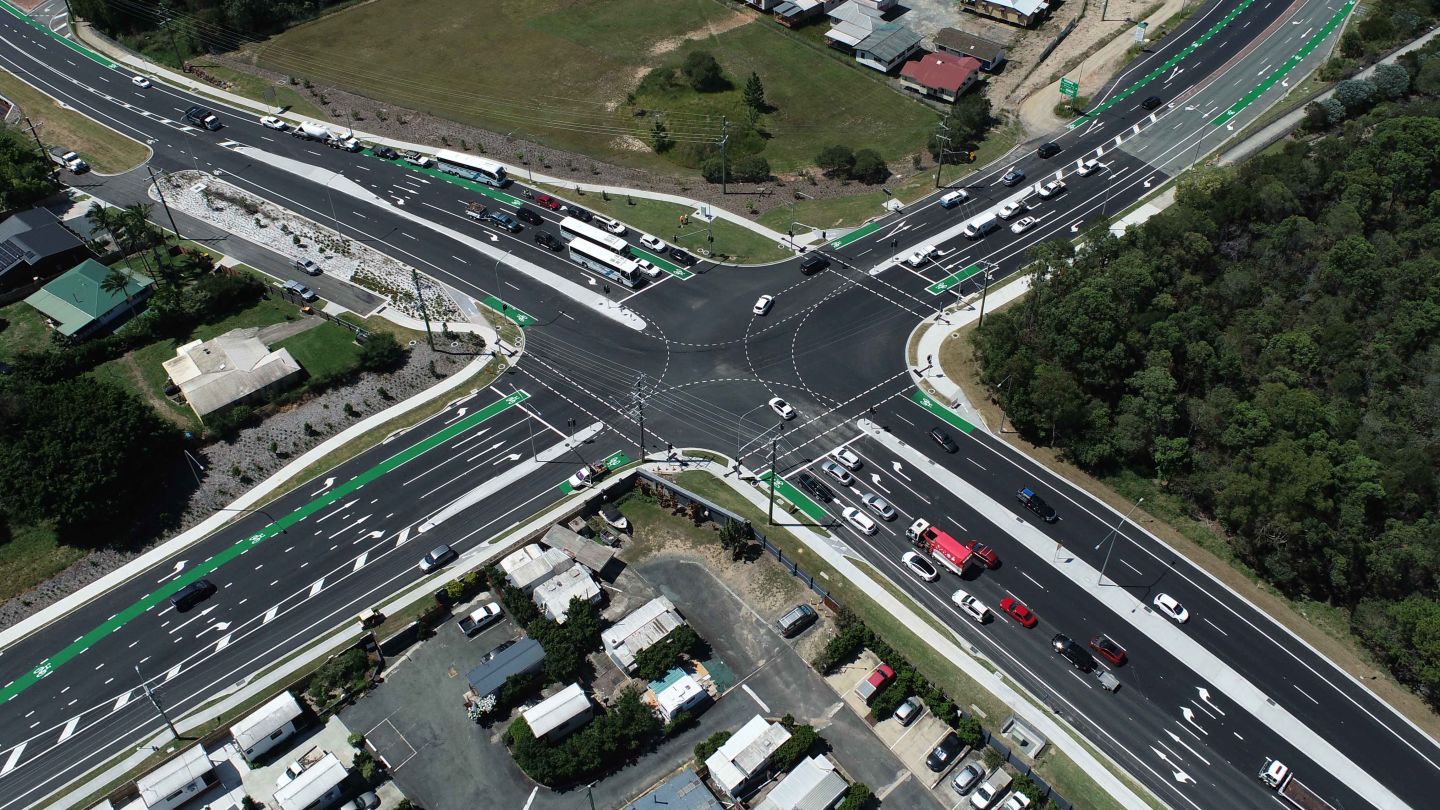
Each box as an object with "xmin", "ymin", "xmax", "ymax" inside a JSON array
[
  {"xmin": 137, "ymin": 745, "xmax": 212, "ymax": 806},
  {"xmin": 273, "ymin": 752, "xmax": 347, "ymax": 810},
  {"xmin": 230, "ymin": 691, "xmax": 303, "ymax": 752}
]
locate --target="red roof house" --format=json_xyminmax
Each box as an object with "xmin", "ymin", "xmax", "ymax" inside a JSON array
[{"xmin": 900, "ymin": 52, "xmax": 982, "ymax": 103}]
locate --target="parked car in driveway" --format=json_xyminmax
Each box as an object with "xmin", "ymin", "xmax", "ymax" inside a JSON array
[
  {"xmin": 776, "ymin": 603, "xmax": 818, "ymax": 637},
  {"xmin": 902, "ymin": 551, "xmax": 939, "ymax": 582},
  {"xmin": 283, "ymin": 280, "xmax": 317, "ymax": 302},
  {"xmin": 952, "ymin": 762, "xmax": 986, "ymax": 794},
  {"xmin": 855, "ymin": 664, "xmax": 894, "ymax": 702},
  {"xmin": 893, "ymin": 695, "xmax": 923, "ymax": 726},
  {"xmin": 926, "ymin": 732, "xmax": 963, "ymax": 772}
]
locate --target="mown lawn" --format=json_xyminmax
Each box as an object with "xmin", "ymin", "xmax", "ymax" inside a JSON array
[
  {"xmin": 252, "ymin": 0, "xmax": 934, "ymax": 175},
  {"xmin": 0, "ymin": 68, "xmax": 149, "ymax": 173},
  {"xmin": 274, "ymin": 321, "xmax": 362, "ymax": 384},
  {"xmin": 0, "ymin": 301, "xmax": 52, "ymax": 363}
]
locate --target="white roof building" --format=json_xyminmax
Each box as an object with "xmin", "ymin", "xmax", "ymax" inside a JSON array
[
  {"xmin": 602, "ymin": 595, "xmax": 686, "ymax": 672},
  {"xmin": 533, "ymin": 563, "xmax": 601, "ymax": 623},
  {"xmin": 656, "ymin": 673, "xmax": 710, "ymax": 721},
  {"xmin": 521, "ymin": 683, "xmax": 594, "ymax": 741},
  {"xmin": 273, "ymin": 752, "xmax": 348, "ymax": 810},
  {"xmin": 230, "ymin": 691, "xmax": 303, "ymax": 762},
  {"xmin": 136, "ymin": 745, "xmax": 215, "ymax": 810},
  {"xmin": 705, "ymin": 715, "xmax": 792, "ymax": 799},
  {"xmin": 500, "ymin": 543, "xmax": 573, "ymax": 592},
  {"xmin": 162, "ymin": 327, "xmax": 303, "ymax": 419},
  {"xmin": 756, "ymin": 755, "xmax": 849, "ymax": 810},
  {"xmin": 826, "ymin": 1, "xmax": 885, "ymax": 47}
]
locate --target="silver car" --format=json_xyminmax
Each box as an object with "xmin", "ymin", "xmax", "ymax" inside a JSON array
[
  {"xmin": 861, "ymin": 492, "xmax": 896, "ymax": 521},
  {"xmin": 820, "ymin": 460, "xmax": 853, "ymax": 487}
]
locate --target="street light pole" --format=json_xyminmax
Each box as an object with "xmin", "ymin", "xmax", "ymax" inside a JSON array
[
  {"xmin": 977, "ymin": 263, "xmax": 996, "ymax": 328},
  {"xmin": 767, "ymin": 422, "xmax": 782, "ymax": 525},
  {"xmin": 493, "ymin": 250, "xmax": 512, "ymax": 312},
  {"xmin": 135, "ymin": 666, "xmax": 179, "ymax": 739},
  {"xmin": 1096, "ymin": 497, "xmax": 1145, "ymax": 585}
]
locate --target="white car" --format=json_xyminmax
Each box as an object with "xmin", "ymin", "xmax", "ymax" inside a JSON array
[
  {"xmin": 951, "ymin": 590, "xmax": 990, "ymax": 624},
  {"xmin": 769, "ymin": 396, "xmax": 796, "ymax": 420},
  {"xmin": 902, "ymin": 551, "xmax": 939, "ymax": 581},
  {"xmin": 1077, "ymin": 158, "xmax": 1102, "ymax": 176},
  {"xmin": 1010, "ymin": 216, "xmax": 1037, "ymax": 235},
  {"xmin": 260, "ymin": 115, "xmax": 288, "ymax": 131},
  {"xmin": 566, "ymin": 466, "xmax": 595, "ymax": 489},
  {"xmin": 820, "ymin": 460, "xmax": 854, "ymax": 487},
  {"xmin": 970, "ymin": 780, "xmax": 1005, "ymax": 810},
  {"xmin": 831, "ymin": 447, "xmax": 862, "ymax": 471},
  {"xmin": 842, "ymin": 507, "xmax": 877, "ymax": 536},
  {"xmin": 1001, "ymin": 793, "xmax": 1032, "ymax": 810},
  {"xmin": 639, "ymin": 233, "xmax": 666, "ymax": 252},
  {"xmin": 753, "ymin": 295, "xmax": 774, "ymax": 315},
  {"xmin": 861, "ymin": 492, "xmax": 896, "ymax": 521},
  {"xmin": 131, "ymin": 75, "xmax": 151, "ymax": 88},
  {"xmin": 1037, "ymin": 179, "xmax": 1067, "ymax": 199},
  {"xmin": 602, "ymin": 218, "xmax": 627, "ymax": 236},
  {"xmin": 998, "ymin": 201, "xmax": 1025, "ymax": 220},
  {"xmin": 1153, "ymin": 593, "xmax": 1189, "ymax": 624},
  {"xmin": 635, "ymin": 259, "xmax": 663, "ymax": 280},
  {"xmin": 906, "ymin": 245, "xmax": 938, "ymax": 267}
]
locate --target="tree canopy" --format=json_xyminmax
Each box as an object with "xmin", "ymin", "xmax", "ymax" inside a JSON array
[
  {"xmin": 0, "ymin": 126, "xmax": 57, "ymax": 212},
  {"xmin": 974, "ymin": 48, "xmax": 1440, "ymax": 703}
]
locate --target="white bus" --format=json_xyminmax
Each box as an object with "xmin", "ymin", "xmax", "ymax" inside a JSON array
[
  {"xmin": 568, "ymin": 237, "xmax": 642, "ymax": 288},
  {"xmin": 558, "ymin": 216, "xmax": 629, "ymax": 256},
  {"xmin": 433, "ymin": 148, "xmax": 512, "ymax": 188}
]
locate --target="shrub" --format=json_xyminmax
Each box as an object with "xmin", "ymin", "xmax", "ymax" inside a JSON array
[
  {"xmin": 307, "ymin": 648, "xmax": 371, "ymax": 702},
  {"xmin": 770, "ymin": 722, "xmax": 820, "ymax": 771},
  {"xmin": 347, "ymin": 732, "xmax": 366, "ymax": 749},
  {"xmin": 816, "ymin": 144, "xmax": 856, "ymax": 176},
  {"xmin": 694, "ymin": 730, "xmax": 732, "ymax": 766},
  {"xmin": 837, "ymin": 783, "xmax": 873, "ymax": 810},
  {"xmin": 352, "ymin": 748, "xmax": 379, "ymax": 781},
  {"xmin": 632, "ymin": 624, "xmax": 705, "ymax": 681},
  {"xmin": 701, "ymin": 153, "xmax": 770, "ymax": 184},
  {"xmin": 682, "ymin": 51, "xmax": 725, "ymax": 92},
  {"xmin": 955, "ymin": 714, "xmax": 984, "ymax": 749},
  {"xmin": 849, "ymin": 149, "xmax": 889, "ymax": 184},
  {"xmin": 509, "ymin": 687, "xmax": 660, "ymax": 785},
  {"xmin": 1334, "ymin": 78, "xmax": 1377, "ymax": 110},
  {"xmin": 358, "ymin": 331, "xmax": 407, "ymax": 372}
]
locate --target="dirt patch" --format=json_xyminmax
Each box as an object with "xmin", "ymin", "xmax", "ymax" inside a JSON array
[{"xmin": 649, "ymin": 10, "xmax": 756, "ymax": 56}]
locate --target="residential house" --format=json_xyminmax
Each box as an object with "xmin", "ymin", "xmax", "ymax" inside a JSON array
[
  {"xmin": 542, "ymin": 524, "xmax": 617, "ymax": 579},
  {"xmin": 135, "ymin": 746, "xmax": 217, "ymax": 810},
  {"xmin": 521, "ymin": 683, "xmax": 594, "ymax": 742},
  {"xmin": 533, "ymin": 563, "xmax": 602, "ymax": 623},
  {"xmin": 500, "ymin": 543, "xmax": 572, "ymax": 592},
  {"xmin": 230, "ymin": 691, "xmax": 304, "ymax": 764},
  {"xmin": 273, "ymin": 751, "xmax": 348, "ymax": 810},
  {"xmin": 934, "ymin": 27, "xmax": 1008, "ymax": 71},
  {"xmin": 466, "ymin": 637, "xmax": 546, "ymax": 699},
  {"xmin": 825, "ymin": 1, "xmax": 884, "ymax": 50},
  {"xmin": 704, "ymin": 715, "xmax": 792, "ymax": 800},
  {"xmin": 163, "ymin": 327, "xmax": 305, "ymax": 421},
  {"xmin": 773, "ymin": 0, "xmax": 844, "ymax": 28},
  {"xmin": 0, "ymin": 208, "xmax": 91, "ymax": 291},
  {"xmin": 900, "ymin": 52, "xmax": 983, "ymax": 103},
  {"xmin": 602, "ymin": 595, "xmax": 687, "ymax": 673},
  {"xmin": 960, "ymin": 0, "xmax": 1049, "ymax": 28},
  {"xmin": 23, "ymin": 258, "xmax": 154, "ymax": 339},
  {"xmin": 853, "ymin": 23, "xmax": 923, "ymax": 73},
  {"xmin": 739, "ymin": 0, "xmax": 782, "ymax": 10},
  {"xmin": 624, "ymin": 768, "xmax": 722, "ymax": 810},
  {"xmin": 755, "ymin": 755, "xmax": 849, "ymax": 810},
  {"xmin": 655, "ymin": 672, "xmax": 710, "ymax": 722}
]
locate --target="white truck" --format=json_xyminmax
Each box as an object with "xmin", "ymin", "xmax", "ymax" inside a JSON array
[
  {"xmin": 1258, "ymin": 758, "xmax": 1336, "ymax": 810},
  {"xmin": 48, "ymin": 147, "xmax": 89, "ymax": 173},
  {"xmin": 293, "ymin": 121, "xmax": 361, "ymax": 152}
]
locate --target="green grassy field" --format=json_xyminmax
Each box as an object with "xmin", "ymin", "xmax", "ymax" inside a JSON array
[
  {"xmin": 274, "ymin": 321, "xmax": 362, "ymax": 383},
  {"xmin": 184, "ymin": 62, "xmax": 328, "ymax": 119},
  {"xmin": 252, "ymin": 0, "xmax": 935, "ymax": 175},
  {"xmin": 0, "ymin": 301, "xmax": 52, "ymax": 363},
  {"xmin": 0, "ymin": 68, "xmax": 149, "ymax": 173},
  {"xmin": 0, "ymin": 522, "xmax": 87, "ymax": 604}
]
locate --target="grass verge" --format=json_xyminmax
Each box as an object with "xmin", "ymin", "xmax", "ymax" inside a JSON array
[
  {"xmin": 181, "ymin": 61, "xmax": 328, "ymax": 118},
  {"xmin": 0, "ymin": 67, "xmax": 149, "ymax": 173},
  {"xmin": 0, "ymin": 522, "xmax": 88, "ymax": 605},
  {"xmin": 0, "ymin": 300, "xmax": 52, "ymax": 363}
]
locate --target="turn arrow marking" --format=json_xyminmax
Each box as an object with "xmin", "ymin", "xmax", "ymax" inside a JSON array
[
  {"xmin": 890, "ymin": 462, "xmax": 910, "ymax": 482},
  {"xmin": 158, "ymin": 560, "xmax": 187, "ymax": 583},
  {"xmin": 869, "ymin": 473, "xmax": 890, "ymax": 493}
]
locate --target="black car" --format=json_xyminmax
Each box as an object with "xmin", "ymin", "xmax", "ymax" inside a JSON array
[
  {"xmin": 669, "ymin": 247, "xmax": 698, "ymax": 267},
  {"xmin": 1016, "ymin": 487, "xmax": 1057, "ymax": 522},
  {"xmin": 800, "ymin": 254, "xmax": 830, "ymax": 275},
  {"xmin": 1036, "ymin": 141, "xmax": 1061, "ymax": 158},
  {"xmin": 1141, "ymin": 95, "xmax": 1163, "ymax": 111},
  {"xmin": 796, "ymin": 471, "xmax": 835, "ymax": 503},
  {"xmin": 569, "ymin": 208, "xmax": 594, "ymax": 223},
  {"xmin": 170, "ymin": 579, "xmax": 217, "ymax": 612},
  {"xmin": 929, "ymin": 427, "xmax": 958, "ymax": 453},
  {"xmin": 374, "ymin": 146, "xmax": 399, "ymax": 160},
  {"xmin": 1052, "ymin": 633, "xmax": 1098, "ymax": 673},
  {"xmin": 534, "ymin": 231, "xmax": 562, "ymax": 251},
  {"xmin": 486, "ymin": 211, "xmax": 522, "ymax": 233},
  {"xmin": 1001, "ymin": 168, "xmax": 1026, "ymax": 186},
  {"xmin": 926, "ymin": 732, "xmax": 963, "ymax": 772},
  {"xmin": 515, "ymin": 207, "xmax": 543, "ymax": 226}
]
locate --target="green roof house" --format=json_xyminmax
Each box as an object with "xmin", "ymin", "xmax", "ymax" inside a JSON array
[{"xmin": 24, "ymin": 259, "xmax": 154, "ymax": 340}]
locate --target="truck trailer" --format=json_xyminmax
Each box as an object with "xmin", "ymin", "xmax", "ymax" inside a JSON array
[
  {"xmin": 1258, "ymin": 759, "xmax": 1336, "ymax": 810},
  {"xmin": 48, "ymin": 147, "xmax": 88, "ymax": 173}
]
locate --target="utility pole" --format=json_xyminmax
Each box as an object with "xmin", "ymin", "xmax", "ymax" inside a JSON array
[
  {"xmin": 135, "ymin": 666, "xmax": 179, "ymax": 739},
  {"xmin": 411, "ymin": 269, "xmax": 434, "ymax": 348},
  {"xmin": 933, "ymin": 119, "xmax": 951, "ymax": 189},
  {"xmin": 767, "ymin": 423, "xmax": 782, "ymax": 524},
  {"xmin": 977, "ymin": 264, "xmax": 995, "ymax": 329},
  {"xmin": 23, "ymin": 117, "xmax": 56, "ymax": 181},
  {"xmin": 718, "ymin": 117, "xmax": 730, "ymax": 195},
  {"xmin": 632, "ymin": 376, "xmax": 647, "ymax": 459},
  {"xmin": 146, "ymin": 167, "xmax": 183, "ymax": 244}
]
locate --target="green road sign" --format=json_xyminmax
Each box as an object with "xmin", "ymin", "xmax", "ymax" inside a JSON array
[{"xmin": 1060, "ymin": 78, "xmax": 1079, "ymax": 98}]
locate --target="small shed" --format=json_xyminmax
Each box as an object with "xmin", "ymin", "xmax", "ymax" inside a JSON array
[
  {"xmin": 230, "ymin": 690, "xmax": 304, "ymax": 763},
  {"xmin": 755, "ymin": 754, "xmax": 848, "ymax": 810},
  {"xmin": 136, "ymin": 745, "xmax": 216, "ymax": 810},
  {"xmin": 522, "ymin": 683, "xmax": 594, "ymax": 742},
  {"xmin": 533, "ymin": 564, "xmax": 601, "ymax": 623},
  {"xmin": 543, "ymin": 524, "xmax": 617, "ymax": 579},
  {"xmin": 273, "ymin": 751, "xmax": 348, "ymax": 810}
]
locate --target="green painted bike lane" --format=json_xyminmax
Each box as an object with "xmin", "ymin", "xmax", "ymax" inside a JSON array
[
  {"xmin": 911, "ymin": 389, "xmax": 976, "ymax": 435},
  {"xmin": 758, "ymin": 471, "xmax": 829, "ymax": 523},
  {"xmin": 0, "ymin": 390, "xmax": 531, "ymax": 704},
  {"xmin": 631, "ymin": 249, "xmax": 694, "ymax": 280},
  {"xmin": 0, "ymin": 0, "xmax": 115, "ymax": 67},
  {"xmin": 480, "ymin": 295, "xmax": 537, "ymax": 328},
  {"xmin": 556, "ymin": 450, "xmax": 631, "ymax": 494},
  {"xmin": 1068, "ymin": 0, "xmax": 1257, "ymax": 129},
  {"xmin": 1212, "ymin": 0, "xmax": 1356, "ymax": 126},
  {"xmin": 927, "ymin": 264, "xmax": 982, "ymax": 296},
  {"xmin": 361, "ymin": 148, "xmax": 525, "ymax": 207},
  {"xmin": 829, "ymin": 221, "xmax": 883, "ymax": 250}
]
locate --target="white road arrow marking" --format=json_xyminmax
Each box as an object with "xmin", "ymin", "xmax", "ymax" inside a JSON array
[
  {"xmin": 496, "ymin": 453, "xmax": 523, "ymax": 464},
  {"xmin": 445, "ymin": 407, "xmax": 469, "ymax": 424},
  {"xmin": 1149, "ymin": 746, "xmax": 1197, "ymax": 784},
  {"xmin": 587, "ymin": 276, "xmax": 597, "ymax": 286},
  {"xmin": 1070, "ymin": 221, "xmax": 1082, "ymax": 233},
  {"xmin": 159, "ymin": 560, "xmax": 187, "ymax": 582},
  {"xmin": 1143, "ymin": 175, "xmax": 1154, "ymax": 188},
  {"xmin": 890, "ymin": 462, "xmax": 910, "ymax": 482},
  {"xmin": 1180, "ymin": 706, "xmax": 1208, "ymax": 734},
  {"xmin": 197, "ymin": 621, "xmax": 231, "ymax": 637},
  {"xmin": 355, "ymin": 530, "xmax": 383, "ymax": 545},
  {"xmin": 1197, "ymin": 687, "xmax": 1226, "ymax": 716},
  {"xmin": 327, "ymin": 514, "xmax": 373, "ymax": 541},
  {"xmin": 869, "ymin": 473, "xmax": 890, "ymax": 493},
  {"xmin": 167, "ymin": 606, "xmax": 215, "ymax": 633},
  {"xmin": 312, "ymin": 477, "xmax": 335, "ymax": 496},
  {"xmin": 487, "ymin": 233, "xmax": 498, "ymax": 242},
  {"xmin": 1165, "ymin": 729, "xmax": 1212, "ymax": 765},
  {"xmin": 1168, "ymin": 66, "xmax": 1183, "ymax": 81}
]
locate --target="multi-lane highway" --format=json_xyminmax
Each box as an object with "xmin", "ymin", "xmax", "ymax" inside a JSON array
[{"xmin": 0, "ymin": 0, "xmax": 1433, "ymax": 807}]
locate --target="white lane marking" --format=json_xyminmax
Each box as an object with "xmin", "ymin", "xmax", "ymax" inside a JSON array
[
  {"xmin": 112, "ymin": 691, "xmax": 131, "ymax": 712},
  {"xmin": 1202, "ymin": 617, "xmax": 1228, "ymax": 636},
  {"xmin": 215, "ymin": 633, "xmax": 232, "ymax": 652},
  {"xmin": 309, "ymin": 579, "xmax": 325, "ymax": 598},
  {"xmin": 1, "ymin": 744, "xmax": 25, "ymax": 776},
  {"xmin": 1294, "ymin": 684, "xmax": 1319, "ymax": 705},
  {"xmin": 57, "ymin": 717, "xmax": 80, "ymax": 742},
  {"xmin": 353, "ymin": 552, "xmax": 369, "ymax": 572},
  {"xmin": 742, "ymin": 684, "xmax": 770, "ymax": 712},
  {"xmin": 1020, "ymin": 571, "xmax": 1046, "ymax": 591},
  {"xmin": 521, "ymin": 787, "xmax": 540, "ymax": 810},
  {"xmin": 263, "ymin": 606, "xmax": 279, "ymax": 624},
  {"xmin": 164, "ymin": 664, "xmax": 181, "ymax": 682}
]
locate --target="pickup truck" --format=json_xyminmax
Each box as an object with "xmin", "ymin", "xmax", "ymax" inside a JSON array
[
  {"xmin": 855, "ymin": 664, "xmax": 894, "ymax": 703},
  {"xmin": 48, "ymin": 147, "xmax": 88, "ymax": 173},
  {"xmin": 457, "ymin": 603, "xmax": 503, "ymax": 636},
  {"xmin": 1258, "ymin": 758, "xmax": 1336, "ymax": 810}
]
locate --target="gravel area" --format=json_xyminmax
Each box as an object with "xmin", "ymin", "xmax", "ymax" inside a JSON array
[{"xmin": 0, "ymin": 327, "xmax": 486, "ymax": 629}]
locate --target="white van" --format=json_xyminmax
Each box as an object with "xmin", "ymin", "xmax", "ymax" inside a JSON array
[
  {"xmin": 939, "ymin": 190, "xmax": 969, "ymax": 209},
  {"xmin": 963, "ymin": 213, "xmax": 1000, "ymax": 240}
]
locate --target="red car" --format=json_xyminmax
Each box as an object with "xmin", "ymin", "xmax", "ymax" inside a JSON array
[
  {"xmin": 1089, "ymin": 634, "xmax": 1127, "ymax": 666},
  {"xmin": 999, "ymin": 597, "xmax": 1037, "ymax": 628},
  {"xmin": 533, "ymin": 194, "xmax": 563, "ymax": 210},
  {"xmin": 963, "ymin": 539, "xmax": 1000, "ymax": 569}
]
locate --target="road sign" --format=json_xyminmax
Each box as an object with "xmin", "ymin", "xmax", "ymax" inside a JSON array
[{"xmin": 1059, "ymin": 77, "xmax": 1079, "ymax": 98}]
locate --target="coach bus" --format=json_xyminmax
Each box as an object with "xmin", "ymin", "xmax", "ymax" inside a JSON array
[
  {"xmin": 434, "ymin": 149, "xmax": 512, "ymax": 188},
  {"xmin": 558, "ymin": 216, "xmax": 630, "ymax": 256},
  {"xmin": 568, "ymin": 237, "xmax": 642, "ymax": 288}
]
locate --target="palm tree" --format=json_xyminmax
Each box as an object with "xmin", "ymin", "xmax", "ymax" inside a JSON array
[
  {"xmin": 85, "ymin": 202, "xmax": 120, "ymax": 254},
  {"xmin": 100, "ymin": 265, "xmax": 139, "ymax": 321}
]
